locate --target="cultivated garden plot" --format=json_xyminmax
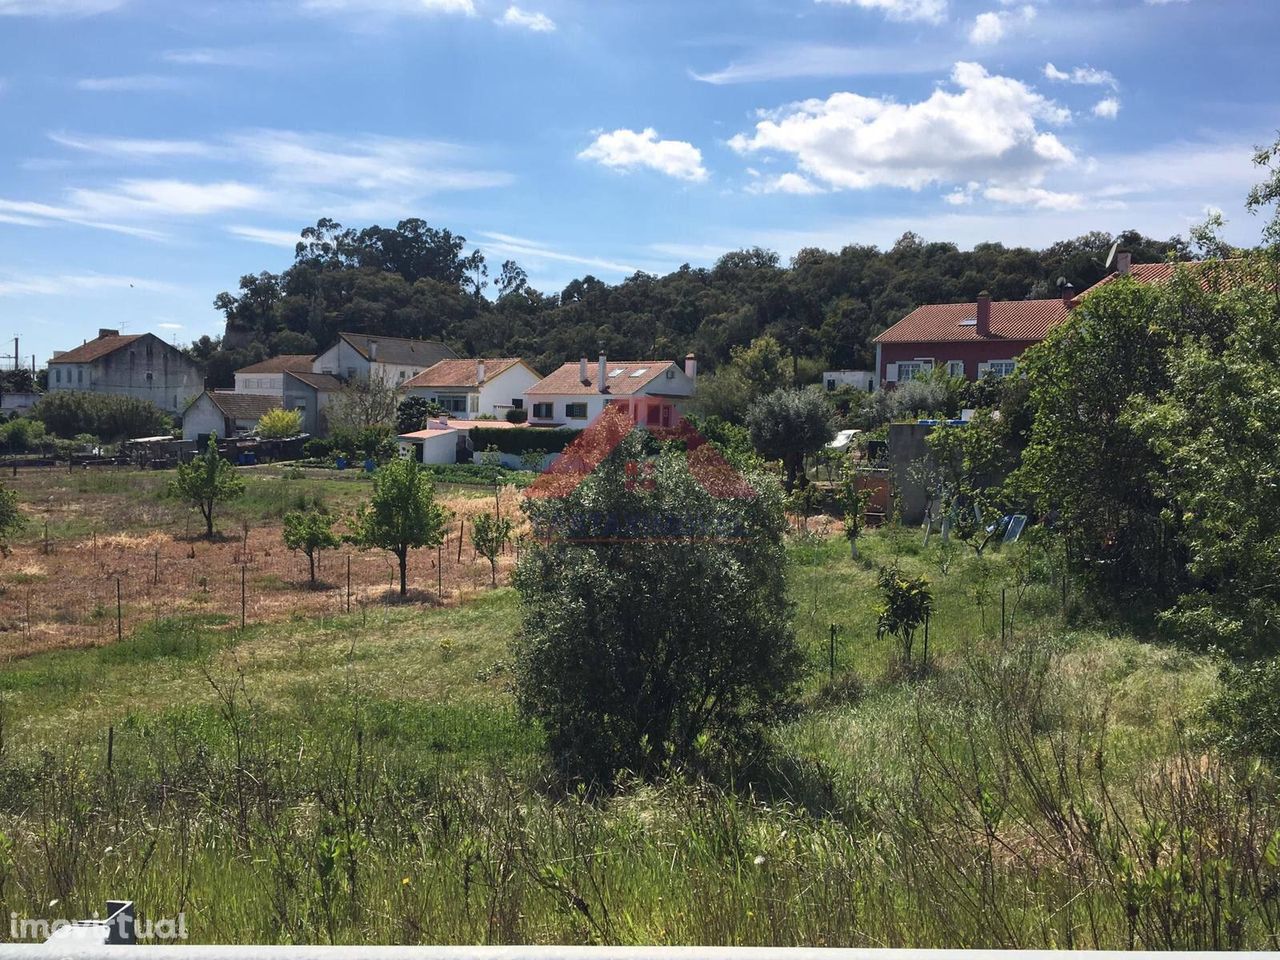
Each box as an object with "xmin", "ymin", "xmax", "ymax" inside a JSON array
[{"xmin": 0, "ymin": 467, "xmax": 528, "ymax": 659}]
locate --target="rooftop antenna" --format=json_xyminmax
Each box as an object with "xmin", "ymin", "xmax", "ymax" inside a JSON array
[{"xmin": 1104, "ymin": 240, "xmax": 1120, "ymax": 270}]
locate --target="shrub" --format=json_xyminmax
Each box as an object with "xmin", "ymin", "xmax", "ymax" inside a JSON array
[
  {"xmin": 396, "ymin": 396, "xmax": 437, "ymax": 434},
  {"xmin": 0, "ymin": 417, "xmax": 48, "ymax": 453},
  {"xmin": 257, "ymin": 407, "xmax": 303, "ymax": 439},
  {"xmin": 31, "ymin": 391, "xmax": 170, "ymax": 441},
  {"xmin": 470, "ymin": 425, "xmax": 580, "ymax": 456},
  {"xmin": 1205, "ymin": 658, "xmax": 1280, "ymax": 765},
  {"xmin": 505, "ymin": 408, "xmax": 528, "ymax": 424}
]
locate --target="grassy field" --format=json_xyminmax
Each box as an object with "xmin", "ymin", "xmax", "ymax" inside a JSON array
[{"xmin": 0, "ymin": 469, "xmax": 1271, "ymax": 948}]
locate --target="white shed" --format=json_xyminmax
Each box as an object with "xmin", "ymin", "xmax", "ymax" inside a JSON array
[{"xmin": 397, "ymin": 422, "xmax": 460, "ymax": 465}]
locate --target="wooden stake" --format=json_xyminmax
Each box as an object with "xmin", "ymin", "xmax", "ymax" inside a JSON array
[
  {"xmin": 115, "ymin": 578, "xmax": 122, "ymax": 642},
  {"xmin": 240, "ymin": 565, "xmax": 246, "ymax": 631}
]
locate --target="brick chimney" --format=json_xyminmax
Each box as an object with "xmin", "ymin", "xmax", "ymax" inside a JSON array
[
  {"xmin": 976, "ymin": 292, "xmax": 991, "ymax": 337},
  {"xmin": 579, "ymin": 356, "xmax": 589, "ymax": 383},
  {"xmin": 684, "ymin": 353, "xmax": 697, "ymax": 382},
  {"xmin": 98, "ymin": 328, "xmax": 119, "ymax": 339},
  {"xmin": 368, "ymin": 339, "xmax": 379, "ymax": 361},
  {"xmin": 598, "ymin": 352, "xmax": 608, "ymax": 393},
  {"xmin": 1116, "ymin": 251, "xmax": 1132, "ymax": 276},
  {"xmin": 1061, "ymin": 282, "xmax": 1076, "ymax": 306},
  {"xmin": 476, "ymin": 359, "xmax": 486, "ymax": 385}
]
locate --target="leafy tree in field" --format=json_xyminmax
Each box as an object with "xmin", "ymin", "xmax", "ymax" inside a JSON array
[
  {"xmin": 350, "ymin": 456, "xmax": 448, "ymax": 596},
  {"xmin": 514, "ymin": 420, "xmax": 800, "ymax": 784},
  {"xmin": 282, "ymin": 508, "xmax": 341, "ymax": 586},
  {"xmin": 0, "ymin": 481, "xmax": 25, "ymax": 556},
  {"xmin": 256, "ymin": 407, "xmax": 302, "ymax": 439},
  {"xmin": 836, "ymin": 461, "xmax": 874, "ymax": 558},
  {"xmin": 729, "ymin": 335, "xmax": 792, "ymax": 399},
  {"xmin": 0, "ymin": 418, "xmax": 47, "ymax": 454},
  {"xmin": 171, "ymin": 435, "xmax": 245, "ymax": 539},
  {"xmin": 746, "ymin": 387, "xmax": 835, "ymax": 491},
  {"xmin": 876, "ymin": 566, "xmax": 933, "ymax": 672},
  {"xmin": 31, "ymin": 392, "xmax": 170, "ymax": 442},
  {"xmin": 470, "ymin": 512, "xmax": 513, "ymax": 586}
]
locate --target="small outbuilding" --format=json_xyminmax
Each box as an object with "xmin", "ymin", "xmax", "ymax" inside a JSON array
[
  {"xmin": 397, "ymin": 420, "xmax": 461, "ymax": 465},
  {"xmin": 182, "ymin": 391, "xmax": 281, "ymax": 443}
]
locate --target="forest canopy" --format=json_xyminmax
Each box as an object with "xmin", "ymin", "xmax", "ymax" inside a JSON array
[{"xmin": 190, "ymin": 217, "xmax": 1187, "ymax": 388}]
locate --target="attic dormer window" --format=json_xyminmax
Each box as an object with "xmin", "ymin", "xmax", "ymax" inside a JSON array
[
  {"xmin": 959, "ymin": 318, "xmax": 977, "ymax": 327},
  {"xmin": 608, "ymin": 368, "xmax": 624, "ymax": 377},
  {"xmin": 629, "ymin": 368, "xmax": 649, "ymax": 377}
]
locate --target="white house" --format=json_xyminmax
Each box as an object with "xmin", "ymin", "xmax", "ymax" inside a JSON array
[
  {"xmin": 397, "ymin": 421, "xmax": 461, "ymax": 465},
  {"xmin": 233, "ymin": 355, "xmax": 316, "ymax": 395},
  {"xmin": 823, "ymin": 370, "xmax": 877, "ymax": 393},
  {"xmin": 312, "ymin": 333, "xmax": 457, "ymax": 387},
  {"xmin": 181, "ymin": 391, "xmax": 281, "ymax": 442},
  {"xmin": 48, "ymin": 329, "xmax": 200, "ymax": 415},
  {"xmin": 400, "ymin": 358, "xmax": 541, "ymax": 419},
  {"xmin": 525, "ymin": 353, "xmax": 697, "ymax": 428}
]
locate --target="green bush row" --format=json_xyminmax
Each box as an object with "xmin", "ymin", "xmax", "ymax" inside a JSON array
[{"xmin": 468, "ymin": 425, "xmax": 580, "ymax": 455}]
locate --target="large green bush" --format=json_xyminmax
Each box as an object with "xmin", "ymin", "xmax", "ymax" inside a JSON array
[
  {"xmin": 470, "ymin": 425, "xmax": 580, "ymax": 455},
  {"xmin": 31, "ymin": 391, "xmax": 171, "ymax": 442}
]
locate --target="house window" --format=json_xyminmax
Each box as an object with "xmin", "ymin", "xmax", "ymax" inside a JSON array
[
  {"xmin": 511, "ymin": 398, "xmax": 524, "ymax": 410},
  {"xmin": 145, "ymin": 342, "xmax": 153, "ymax": 361},
  {"xmin": 77, "ymin": 368, "xmax": 83, "ymax": 384},
  {"xmin": 55, "ymin": 368, "xmax": 62, "ymax": 384},
  {"xmin": 988, "ymin": 360, "xmax": 1017, "ymax": 378},
  {"xmin": 398, "ymin": 370, "xmax": 406, "ymax": 380},
  {"xmin": 896, "ymin": 361, "xmax": 927, "ymax": 381},
  {"xmin": 646, "ymin": 404, "xmax": 661, "ymax": 426},
  {"xmin": 532, "ymin": 402, "xmax": 553, "ymax": 419},
  {"xmin": 826, "ymin": 379, "xmax": 836, "ymax": 390},
  {"xmin": 469, "ymin": 394, "xmax": 480, "ymax": 414},
  {"xmin": 145, "ymin": 372, "xmax": 153, "ymax": 384},
  {"xmin": 946, "ymin": 361, "xmax": 966, "ymax": 378},
  {"xmin": 438, "ymin": 394, "xmax": 468, "ymax": 414},
  {"xmin": 565, "ymin": 402, "xmax": 588, "ymax": 420}
]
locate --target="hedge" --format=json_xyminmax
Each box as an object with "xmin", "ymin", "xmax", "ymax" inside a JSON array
[
  {"xmin": 469, "ymin": 426, "xmax": 581, "ymax": 456},
  {"xmin": 424, "ymin": 463, "xmax": 534, "ymax": 488}
]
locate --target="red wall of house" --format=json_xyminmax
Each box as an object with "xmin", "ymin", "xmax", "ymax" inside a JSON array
[{"xmin": 879, "ymin": 340, "xmax": 1041, "ymax": 384}]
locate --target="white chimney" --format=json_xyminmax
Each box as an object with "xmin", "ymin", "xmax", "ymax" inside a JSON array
[
  {"xmin": 579, "ymin": 356, "xmax": 589, "ymax": 383},
  {"xmin": 598, "ymin": 352, "xmax": 608, "ymax": 393},
  {"xmin": 684, "ymin": 353, "xmax": 697, "ymax": 382},
  {"xmin": 476, "ymin": 359, "xmax": 486, "ymax": 385},
  {"xmin": 1116, "ymin": 251, "xmax": 1132, "ymax": 276},
  {"xmin": 369, "ymin": 339, "xmax": 379, "ymax": 361}
]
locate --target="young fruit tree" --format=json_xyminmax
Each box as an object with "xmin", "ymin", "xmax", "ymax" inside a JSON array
[
  {"xmin": 282, "ymin": 508, "xmax": 341, "ymax": 586},
  {"xmin": 171, "ymin": 435, "xmax": 246, "ymax": 539},
  {"xmin": 876, "ymin": 566, "xmax": 934, "ymax": 674},
  {"xmin": 0, "ymin": 481, "xmax": 24, "ymax": 557},
  {"xmin": 350, "ymin": 456, "xmax": 448, "ymax": 596},
  {"xmin": 514, "ymin": 411, "xmax": 801, "ymax": 785},
  {"xmin": 470, "ymin": 512, "xmax": 513, "ymax": 586}
]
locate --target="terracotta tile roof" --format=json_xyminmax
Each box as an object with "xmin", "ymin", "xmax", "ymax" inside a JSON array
[
  {"xmin": 337, "ymin": 332, "xmax": 457, "ymax": 367},
  {"xmin": 206, "ymin": 391, "xmax": 281, "ymax": 420},
  {"xmin": 402, "ymin": 358, "xmax": 527, "ymax": 390},
  {"xmin": 51, "ymin": 334, "xmax": 143, "ymax": 364},
  {"xmin": 285, "ymin": 371, "xmax": 343, "ymax": 392},
  {"xmin": 398, "ymin": 424, "xmax": 459, "ymax": 440},
  {"xmin": 873, "ymin": 300, "xmax": 1070, "ymax": 345},
  {"xmin": 1081, "ymin": 259, "xmax": 1268, "ymax": 295},
  {"xmin": 527, "ymin": 361, "xmax": 681, "ymax": 396},
  {"xmin": 235, "ymin": 355, "xmax": 315, "ymax": 375}
]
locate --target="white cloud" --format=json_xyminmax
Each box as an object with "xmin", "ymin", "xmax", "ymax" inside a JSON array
[
  {"xmin": 498, "ymin": 5, "xmax": 554, "ymax": 31},
  {"xmin": 48, "ymin": 132, "xmax": 211, "ymax": 159},
  {"xmin": 1093, "ymin": 96, "xmax": 1121, "ymax": 119},
  {"xmin": 816, "ymin": 0, "xmax": 947, "ymax": 25},
  {"xmin": 748, "ymin": 172, "xmax": 825, "ymax": 195},
  {"xmin": 579, "ymin": 128, "xmax": 708, "ymax": 183},
  {"xmin": 66, "ymin": 180, "xmax": 266, "ymax": 218},
  {"xmin": 983, "ymin": 185, "xmax": 1083, "ymax": 210},
  {"xmin": 968, "ymin": 5, "xmax": 1035, "ymax": 45},
  {"xmin": 299, "ymin": 0, "xmax": 475, "ymax": 15},
  {"xmin": 691, "ymin": 42, "xmax": 952, "ymax": 85},
  {"xmin": 1043, "ymin": 62, "xmax": 1117, "ymax": 88},
  {"xmin": 478, "ymin": 232, "xmax": 640, "ymax": 275},
  {"xmin": 228, "ymin": 225, "xmax": 305, "ymax": 249},
  {"xmin": 157, "ymin": 321, "xmax": 183, "ymax": 330},
  {"xmin": 0, "ymin": 273, "xmax": 174, "ymax": 297},
  {"xmin": 0, "ymin": 0, "xmax": 125, "ymax": 15},
  {"xmin": 729, "ymin": 62, "xmax": 1073, "ymax": 194},
  {"xmin": 161, "ymin": 48, "xmax": 265, "ymax": 68},
  {"xmin": 75, "ymin": 75, "xmax": 187, "ymax": 92}
]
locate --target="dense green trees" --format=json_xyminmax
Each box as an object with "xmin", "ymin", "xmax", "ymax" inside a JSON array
[
  {"xmin": 193, "ymin": 218, "xmax": 1185, "ymax": 392},
  {"xmin": 513, "ymin": 415, "xmax": 800, "ymax": 784},
  {"xmin": 31, "ymin": 392, "xmax": 171, "ymax": 442}
]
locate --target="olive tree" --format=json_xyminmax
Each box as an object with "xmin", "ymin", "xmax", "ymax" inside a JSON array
[
  {"xmin": 514, "ymin": 418, "xmax": 801, "ymax": 785},
  {"xmin": 745, "ymin": 386, "xmax": 835, "ymax": 491}
]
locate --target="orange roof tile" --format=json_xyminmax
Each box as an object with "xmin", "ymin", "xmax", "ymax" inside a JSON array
[
  {"xmin": 527, "ymin": 360, "xmax": 680, "ymax": 397},
  {"xmin": 235, "ymin": 355, "xmax": 316, "ymax": 374},
  {"xmin": 51, "ymin": 334, "xmax": 143, "ymax": 364},
  {"xmin": 402, "ymin": 358, "xmax": 527, "ymax": 390},
  {"xmin": 874, "ymin": 299, "xmax": 1070, "ymax": 345}
]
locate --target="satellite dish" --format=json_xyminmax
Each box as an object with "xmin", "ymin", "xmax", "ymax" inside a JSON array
[
  {"xmin": 1104, "ymin": 240, "xmax": 1120, "ymax": 269},
  {"xmin": 1056, "ymin": 275, "xmax": 1068, "ymax": 289}
]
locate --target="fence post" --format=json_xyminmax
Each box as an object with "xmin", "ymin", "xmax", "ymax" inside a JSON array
[
  {"xmin": 346, "ymin": 555, "xmax": 352, "ymax": 614},
  {"xmin": 115, "ymin": 578, "xmax": 122, "ymax": 642},
  {"xmin": 240, "ymin": 565, "xmax": 246, "ymax": 631},
  {"xmin": 107, "ymin": 725, "xmax": 114, "ymax": 772},
  {"xmin": 457, "ymin": 518, "xmax": 465, "ymax": 563},
  {"xmin": 437, "ymin": 543, "xmax": 443, "ymax": 601}
]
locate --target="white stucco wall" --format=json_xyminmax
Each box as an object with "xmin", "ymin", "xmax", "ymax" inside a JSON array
[{"xmin": 181, "ymin": 395, "xmax": 229, "ymax": 441}]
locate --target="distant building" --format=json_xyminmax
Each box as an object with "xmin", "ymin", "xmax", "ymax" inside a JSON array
[
  {"xmin": 525, "ymin": 353, "xmax": 697, "ymax": 428},
  {"xmin": 282, "ymin": 371, "xmax": 343, "ymax": 437},
  {"xmin": 823, "ymin": 370, "xmax": 877, "ymax": 393},
  {"xmin": 47, "ymin": 329, "xmax": 200, "ymax": 415},
  {"xmin": 312, "ymin": 333, "xmax": 457, "ymax": 386},
  {"xmin": 181, "ymin": 391, "xmax": 281, "ymax": 442},
  {"xmin": 401, "ymin": 358, "xmax": 541, "ymax": 419},
  {"xmin": 233, "ymin": 355, "xmax": 316, "ymax": 395}
]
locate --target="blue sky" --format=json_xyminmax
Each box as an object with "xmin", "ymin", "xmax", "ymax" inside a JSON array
[{"xmin": 0, "ymin": 0, "xmax": 1276, "ymax": 366}]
